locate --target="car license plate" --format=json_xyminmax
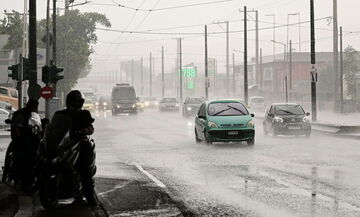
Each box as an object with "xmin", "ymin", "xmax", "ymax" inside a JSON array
[
  {"xmin": 288, "ymin": 126, "xmax": 301, "ymax": 130},
  {"xmin": 228, "ymin": 131, "xmax": 238, "ymax": 135}
]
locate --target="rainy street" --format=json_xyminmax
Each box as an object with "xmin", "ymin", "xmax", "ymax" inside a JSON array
[{"xmin": 91, "ymin": 109, "xmax": 360, "ymax": 217}]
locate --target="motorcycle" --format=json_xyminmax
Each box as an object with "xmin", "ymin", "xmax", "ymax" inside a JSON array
[
  {"xmin": 37, "ymin": 129, "xmax": 96, "ymax": 209},
  {"xmin": 2, "ymin": 112, "xmax": 42, "ymax": 190}
]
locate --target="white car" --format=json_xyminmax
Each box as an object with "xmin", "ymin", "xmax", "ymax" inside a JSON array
[
  {"xmin": 249, "ymin": 96, "xmax": 266, "ymax": 112},
  {"xmin": 158, "ymin": 97, "xmax": 179, "ymax": 112}
]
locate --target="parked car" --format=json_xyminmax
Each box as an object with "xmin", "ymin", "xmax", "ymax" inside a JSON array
[
  {"xmin": 263, "ymin": 103, "xmax": 311, "ymax": 137},
  {"xmin": 0, "ymin": 86, "xmax": 18, "ymax": 110},
  {"xmin": 182, "ymin": 97, "xmax": 205, "ymax": 117},
  {"xmin": 195, "ymin": 99, "xmax": 255, "ymax": 145},
  {"xmin": 249, "ymin": 96, "xmax": 265, "ymax": 112},
  {"xmin": 0, "ymin": 108, "xmax": 10, "ymax": 128},
  {"xmin": 158, "ymin": 97, "xmax": 179, "ymax": 112},
  {"xmin": 111, "ymin": 84, "xmax": 137, "ymax": 115},
  {"xmin": 140, "ymin": 97, "xmax": 158, "ymax": 108}
]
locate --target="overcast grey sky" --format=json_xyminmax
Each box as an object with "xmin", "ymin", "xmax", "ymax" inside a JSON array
[{"xmin": 2, "ymin": 0, "xmax": 360, "ymax": 74}]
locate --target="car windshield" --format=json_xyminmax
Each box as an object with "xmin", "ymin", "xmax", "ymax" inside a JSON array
[
  {"xmin": 161, "ymin": 98, "xmax": 176, "ymax": 103},
  {"xmin": 114, "ymin": 88, "xmax": 136, "ymax": 99},
  {"xmin": 142, "ymin": 97, "xmax": 156, "ymax": 101},
  {"xmin": 188, "ymin": 98, "xmax": 204, "ymax": 104},
  {"xmin": 208, "ymin": 102, "xmax": 249, "ymax": 116},
  {"xmin": 274, "ymin": 104, "xmax": 305, "ymax": 115}
]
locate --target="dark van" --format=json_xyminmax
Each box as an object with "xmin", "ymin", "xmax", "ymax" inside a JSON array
[{"xmin": 111, "ymin": 84, "xmax": 137, "ymax": 115}]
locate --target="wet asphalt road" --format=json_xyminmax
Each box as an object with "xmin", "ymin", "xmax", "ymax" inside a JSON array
[{"xmin": 91, "ymin": 109, "xmax": 360, "ymax": 217}]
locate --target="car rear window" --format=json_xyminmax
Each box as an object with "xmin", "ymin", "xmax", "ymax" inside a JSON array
[
  {"xmin": 208, "ymin": 102, "xmax": 249, "ymax": 116},
  {"xmin": 274, "ymin": 105, "xmax": 305, "ymax": 115},
  {"xmin": 188, "ymin": 98, "xmax": 204, "ymax": 104},
  {"xmin": 161, "ymin": 98, "xmax": 176, "ymax": 103},
  {"xmin": 0, "ymin": 88, "xmax": 8, "ymax": 96}
]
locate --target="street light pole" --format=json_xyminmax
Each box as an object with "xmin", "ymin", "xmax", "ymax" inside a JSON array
[
  {"xmin": 266, "ymin": 14, "xmax": 276, "ymax": 91},
  {"xmin": 243, "ymin": 6, "xmax": 248, "ymax": 105},
  {"xmin": 310, "ymin": 0, "xmax": 317, "ymax": 121},
  {"xmin": 205, "ymin": 25, "xmax": 209, "ymax": 99}
]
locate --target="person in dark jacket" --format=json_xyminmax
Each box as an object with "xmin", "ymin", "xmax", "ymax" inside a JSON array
[
  {"xmin": 10, "ymin": 99, "xmax": 39, "ymax": 193},
  {"xmin": 46, "ymin": 90, "xmax": 97, "ymax": 207}
]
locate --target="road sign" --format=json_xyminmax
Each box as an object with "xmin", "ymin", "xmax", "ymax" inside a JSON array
[{"xmin": 40, "ymin": 86, "xmax": 53, "ymax": 99}]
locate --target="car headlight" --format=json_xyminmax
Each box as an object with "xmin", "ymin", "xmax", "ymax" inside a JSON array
[
  {"xmin": 303, "ymin": 117, "xmax": 310, "ymax": 122},
  {"xmin": 144, "ymin": 102, "xmax": 149, "ymax": 106},
  {"xmin": 132, "ymin": 104, "xmax": 136, "ymax": 108},
  {"xmin": 176, "ymin": 103, "xmax": 179, "ymax": 107},
  {"xmin": 187, "ymin": 107, "xmax": 192, "ymax": 111},
  {"xmin": 247, "ymin": 120, "xmax": 255, "ymax": 128},
  {"xmin": 103, "ymin": 102, "xmax": 107, "ymax": 106},
  {"xmin": 274, "ymin": 117, "xmax": 283, "ymax": 123},
  {"xmin": 208, "ymin": 121, "xmax": 219, "ymax": 128},
  {"xmin": 95, "ymin": 102, "xmax": 99, "ymax": 106},
  {"xmin": 116, "ymin": 105, "xmax": 120, "ymax": 108}
]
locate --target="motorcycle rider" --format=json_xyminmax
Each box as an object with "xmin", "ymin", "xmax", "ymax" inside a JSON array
[
  {"xmin": 10, "ymin": 99, "xmax": 39, "ymax": 193},
  {"xmin": 46, "ymin": 90, "xmax": 97, "ymax": 207}
]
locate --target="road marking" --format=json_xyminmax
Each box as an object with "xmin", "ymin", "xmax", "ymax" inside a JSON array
[
  {"xmin": 135, "ymin": 164, "xmax": 166, "ymax": 188},
  {"xmin": 14, "ymin": 196, "xmax": 33, "ymax": 217}
]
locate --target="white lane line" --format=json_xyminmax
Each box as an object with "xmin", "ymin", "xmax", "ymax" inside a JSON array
[
  {"xmin": 14, "ymin": 196, "xmax": 33, "ymax": 217},
  {"xmin": 135, "ymin": 164, "xmax": 166, "ymax": 188}
]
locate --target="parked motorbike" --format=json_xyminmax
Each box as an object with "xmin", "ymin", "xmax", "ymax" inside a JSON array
[
  {"xmin": 2, "ymin": 112, "xmax": 42, "ymax": 190},
  {"xmin": 37, "ymin": 130, "xmax": 95, "ymax": 209}
]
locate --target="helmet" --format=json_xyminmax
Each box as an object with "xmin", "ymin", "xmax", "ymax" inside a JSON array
[{"xmin": 66, "ymin": 90, "xmax": 85, "ymax": 110}]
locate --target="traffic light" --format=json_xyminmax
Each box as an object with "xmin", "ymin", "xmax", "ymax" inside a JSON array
[
  {"xmin": 49, "ymin": 65, "xmax": 64, "ymax": 83},
  {"xmin": 22, "ymin": 57, "xmax": 31, "ymax": 80},
  {"xmin": 42, "ymin": 65, "xmax": 50, "ymax": 84},
  {"xmin": 8, "ymin": 64, "xmax": 20, "ymax": 80}
]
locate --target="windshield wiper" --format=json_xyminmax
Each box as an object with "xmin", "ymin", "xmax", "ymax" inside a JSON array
[
  {"xmin": 278, "ymin": 109, "xmax": 296, "ymax": 115},
  {"xmin": 212, "ymin": 107, "xmax": 232, "ymax": 116},
  {"xmin": 227, "ymin": 105, "xmax": 246, "ymax": 115}
]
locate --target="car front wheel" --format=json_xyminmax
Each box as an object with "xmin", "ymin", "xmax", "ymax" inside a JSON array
[
  {"xmin": 204, "ymin": 131, "xmax": 212, "ymax": 144},
  {"xmin": 247, "ymin": 138, "xmax": 255, "ymax": 145},
  {"xmin": 195, "ymin": 129, "xmax": 201, "ymax": 143}
]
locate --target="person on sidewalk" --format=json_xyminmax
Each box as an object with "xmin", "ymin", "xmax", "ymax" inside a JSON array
[
  {"xmin": 46, "ymin": 90, "xmax": 98, "ymax": 207},
  {"xmin": 10, "ymin": 99, "xmax": 40, "ymax": 193}
]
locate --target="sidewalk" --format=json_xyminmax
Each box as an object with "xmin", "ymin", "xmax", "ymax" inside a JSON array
[{"xmin": 0, "ymin": 163, "xmax": 189, "ymax": 217}]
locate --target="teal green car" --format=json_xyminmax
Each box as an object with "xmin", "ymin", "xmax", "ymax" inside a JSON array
[{"xmin": 194, "ymin": 99, "xmax": 255, "ymax": 145}]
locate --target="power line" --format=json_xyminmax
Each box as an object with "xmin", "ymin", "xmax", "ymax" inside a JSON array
[{"xmin": 95, "ymin": 16, "xmax": 332, "ymax": 35}]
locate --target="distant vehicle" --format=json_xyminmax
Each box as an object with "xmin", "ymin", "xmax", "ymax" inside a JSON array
[
  {"xmin": 0, "ymin": 86, "xmax": 18, "ymax": 110},
  {"xmin": 158, "ymin": 97, "xmax": 179, "ymax": 112},
  {"xmin": 140, "ymin": 96, "xmax": 158, "ymax": 108},
  {"xmin": 82, "ymin": 90, "xmax": 97, "ymax": 101},
  {"xmin": 249, "ymin": 96, "xmax": 265, "ymax": 112},
  {"xmin": 195, "ymin": 99, "xmax": 255, "ymax": 145},
  {"xmin": 96, "ymin": 95, "xmax": 111, "ymax": 111},
  {"xmin": 111, "ymin": 84, "xmax": 137, "ymax": 115},
  {"xmin": 83, "ymin": 98, "xmax": 95, "ymax": 111},
  {"xmin": 182, "ymin": 97, "xmax": 205, "ymax": 118},
  {"xmin": 263, "ymin": 103, "xmax": 311, "ymax": 137},
  {"xmin": 0, "ymin": 108, "xmax": 9, "ymax": 127},
  {"xmin": 135, "ymin": 97, "xmax": 145, "ymax": 112},
  {"xmin": 0, "ymin": 101, "xmax": 12, "ymax": 113}
]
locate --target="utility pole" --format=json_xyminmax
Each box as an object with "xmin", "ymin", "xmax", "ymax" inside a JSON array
[
  {"xmin": 131, "ymin": 59, "xmax": 134, "ymax": 86},
  {"xmin": 205, "ymin": 25, "xmax": 209, "ymax": 99},
  {"xmin": 289, "ymin": 40, "xmax": 293, "ymax": 100},
  {"xmin": 333, "ymin": 0, "xmax": 339, "ymax": 112},
  {"xmin": 310, "ymin": 0, "xmax": 317, "ymax": 121},
  {"xmin": 45, "ymin": 0, "xmax": 51, "ymax": 118},
  {"xmin": 285, "ymin": 76, "xmax": 288, "ymax": 102},
  {"xmin": 141, "ymin": 56, "xmax": 143, "ymax": 96},
  {"xmin": 239, "ymin": 9, "xmax": 259, "ymax": 88},
  {"xmin": 150, "ymin": 52, "xmax": 152, "ymax": 96},
  {"xmin": 340, "ymin": 26, "xmax": 343, "ymax": 114},
  {"xmin": 226, "ymin": 21, "xmax": 229, "ymax": 96},
  {"xmin": 28, "ymin": 0, "xmax": 39, "ymax": 100},
  {"xmin": 260, "ymin": 48, "xmax": 263, "ymax": 90},
  {"xmin": 20, "ymin": 0, "xmax": 28, "ymax": 109},
  {"xmin": 266, "ymin": 14, "xmax": 276, "ymax": 91},
  {"xmin": 243, "ymin": 6, "xmax": 248, "ymax": 105},
  {"xmin": 52, "ymin": 0, "xmax": 58, "ymax": 99},
  {"xmin": 179, "ymin": 38, "xmax": 183, "ymax": 103},
  {"xmin": 232, "ymin": 53, "xmax": 235, "ymax": 96},
  {"xmin": 161, "ymin": 46, "xmax": 165, "ymax": 97}
]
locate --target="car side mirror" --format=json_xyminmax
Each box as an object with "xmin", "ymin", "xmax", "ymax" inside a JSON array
[
  {"xmin": 251, "ymin": 113, "xmax": 255, "ymax": 118},
  {"xmin": 198, "ymin": 115, "xmax": 206, "ymax": 120},
  {"xmin": 5, "ymin": 119, "xmax": 11, "ymax": 124},
  {"xmin": 306, "ymin": 112, "xmax": 310, "ymax": 116},
  {"xmin": 268, "ymin": 113, "xmax": 274, "ymax": 117}
]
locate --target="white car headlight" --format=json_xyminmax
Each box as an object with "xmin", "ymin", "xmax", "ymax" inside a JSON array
[
  {"xmin": 103, "ymin": 102, "xmax": 107, "ymax": 106},
  {"xmin": 116, "ymin": 105, "xmax": 120, "ymax": 108},
  {"xmin": 176, "ymin": 103, "xmax": 179, "ymax": 107},
  {"xmin": 155, "ymin": 102, "xmax": 159, "ymax": 105},
  {"xmin": 187, "ymin": 107, "xmax": 192, "ymax": 111},
  {"xmin": 95, "ymin": 102, "xmax": 99, "ymax": 106},
  {"xmin": 247, "ymin": 120, "xmax": 255, "ymax": 128},
  {"xmin": 303, "ymin": 117, "xmax": 310, "ymax": 122},
  {"xmin": 208, "ymin": 121, "xmax": 219, "ymax": 128},
  {"xmin": 144, "ymin": 102, "xmax": 149, "ymax": 106},
  {"xmin": 274, "ymin": 117, "xmax": 283, "ymax": 123},
  {"xmin": 132, "ymin": 104, "xmax": 136, "ymax": 108}
]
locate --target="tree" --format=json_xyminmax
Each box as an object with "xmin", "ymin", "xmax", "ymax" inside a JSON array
[
  {"xmin": 0, "ymin": 10, "xmax": 111, "ymax": 93},
  {"xmin": 343, "ymin": 46, "xmax": 359, "ymax": 100}
]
